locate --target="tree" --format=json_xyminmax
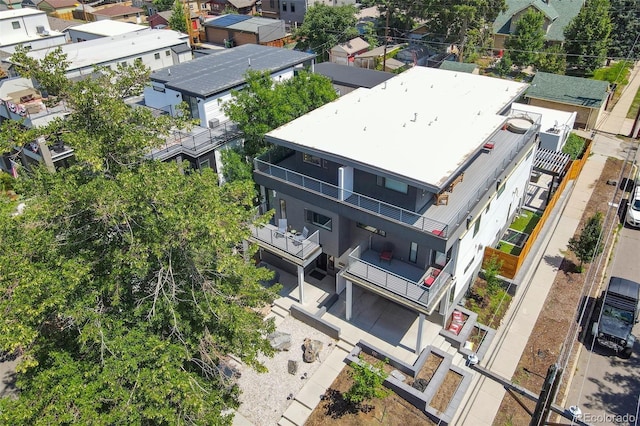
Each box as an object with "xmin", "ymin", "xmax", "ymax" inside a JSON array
[
  {"xmin": 345, "ymin": 355, "xmax": 390, "ymax": 407},
  {"xmin": 168, "ymin": 0, "xmax": 188, "ymax": 34},
  {"xmin": 221, "ymin": 148, "xmax": 253, "ymax": 183},
  {"xmin": 0, "ymin": 55, "xmax": 280, "ymax": 425},
  {"xmin": 607, "ymin": 0, "xmax": 640, "ymax": 59},
  {"xmin": 223, "ymin": 70, "xmax": 338, "ymax": 157},
  {"xmin": 564, "ymin": 0, "xmax": 612, "ymax": 76},
  {"xmin": 567, "ymin": 212, "xmax": 604, "ymax": 272},
  {"xmin": 505, "ymin": 9, "xmax": 545, "ymax": 68},
  {"xmin": 153, "ymin": 0, "xmax": 174, "ymax": 11},
  {"xmin": 10, "ymin": 45, "xmax": 70, "ymax": 97},
  {"xmin": 494, "ymin": 52, "xmax": 513, "ymax": 77},
  {"xmin": 536, "ymin": 45, "xmax": 567, "ymax": 74},
  {"xmin": 294, "ymin": 4, "xmax": 359, "ymax": 61}
]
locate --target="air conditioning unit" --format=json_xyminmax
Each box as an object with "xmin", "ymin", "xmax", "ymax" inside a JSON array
[{"xmin": 208, "ymin": 118, "xmax": 220, "ymax": 129}]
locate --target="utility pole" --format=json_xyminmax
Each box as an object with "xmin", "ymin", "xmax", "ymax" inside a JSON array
[{"xmin": 530, "ymin": 363, "xmax": 563, "ymax": 426}]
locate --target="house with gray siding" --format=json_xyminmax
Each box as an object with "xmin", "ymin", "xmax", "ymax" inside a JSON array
[{"xmin": 250, "ymin": 67, "xmax": 540, "ymax": 352}]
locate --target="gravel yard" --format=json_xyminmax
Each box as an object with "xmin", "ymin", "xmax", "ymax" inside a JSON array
[{"xmin": 236, "ymin": 315, "xmax": 337, "ymax": 426}]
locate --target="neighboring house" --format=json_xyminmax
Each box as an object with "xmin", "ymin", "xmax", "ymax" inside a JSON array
[
  {"xmin": 209, "ymin": 0, "xmax": 256, "ymax": 16},
  {"xmin": 0, "ymin": 77, "xmax": 74, "ymax": 174},
  {"xmin": 67, "ymin": 20, "xmax": 147, "ymax": 42},
  {"xmin": 353, "ymin": 43, "xmax": 403, "ymax": 69},
  {"xmin": 259, "ymin": 0, "xmax": 279, "ymax": 20},
  {"xmin": 143, "ymin": 44, "xmax": 315, "ymax": 129},
  {"xmin": 329, "ymin": 37, "xmax": 369, "ymax": 66},
  {"xmin": 493, "ymin": 0, "xmax": 583, "ymax": 50},
  {"xmin": 37, "ymin": 0, "xmax": 77, "ymax": 19},
  {"xmin": 279, "ymin": 0, "xmax": 357, "ymax": 29},
  {"xmin": 525, "ymin": 72, "xmax": 610, "ymax": 130},
  {"xmin": 251, "ymin": 66, "xmax": 538, "ymax": 351},
  {"xmin": 0, "ymin": 8, "xmax": 66, "ymax": 54},
  {"xmin": 89, "ymin": 3, "xmax": 145, "ymax": 24},
  {"xmin": 46, "ymin": 15, "xmax": 81, "ymax": 37},
  {"xmin": 1, "ymin": 0, "xmax": 23, "ymax": 10},
  {"xmin": 313, "ymin": 62, "xmax": 393, "ymax": 96},
  {"xmin": 3, "ymin": 29, "xmax": 192, "ymax": 79},
  {"xmin": 511, "ymin": 102, "xmax": 576, "ymax": 152},
  {"xmin": 438, "ymin": 60, "xmax": 479, "ymax": 74},
  {"xmin": 203, "ymin": 14, "xmax": 286, "ymax": 47},
  {"xmin": 148, "ymin": 10, "xmax": 171, "ymax": 29}
]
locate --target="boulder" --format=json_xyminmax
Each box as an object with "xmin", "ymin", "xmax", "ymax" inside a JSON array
[
  {"xmin": 268, "ymin": 331, "xmax": 292, "ymax": 351},
  {"xmin": 303, "ymin": 338, "xmax": 323, "ymax": 363},
  {"xmin": 287, "ymin": 360, "xmax": 298, "ymax": 375}
]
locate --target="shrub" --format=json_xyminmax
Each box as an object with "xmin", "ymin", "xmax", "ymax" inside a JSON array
[
  {"xmin": 345, "ymin": 355, "xmax": 390, "ymax": 406},
  {"xmin": 562, "ymin": 133, "xmax": 586, "ymax": 160}
]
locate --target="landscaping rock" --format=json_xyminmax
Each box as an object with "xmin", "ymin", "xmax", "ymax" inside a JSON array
[
  {"xmin": 268, "ymin": 331, "xmax": 292, "ymax": 351},
  {"xmin": 412, "ymin": 378, "xmax": 429, "ymax": 392},
  {"xmin": 303, "ymin": 338, "xmax": 323, "ymax": 363},
  {"xmin": 287, "ymin": 360, "xmax": 298, "ymax": 375}
]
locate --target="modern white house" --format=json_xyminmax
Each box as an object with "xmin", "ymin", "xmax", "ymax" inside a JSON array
[
  {"xmin": 251, "ymin": 67, "xmax": 540, "ymax": 352},
  {"xmin": 3, "ymin": 29, "xmax": 192, "ymax": 80},
  {"xmin": 0, "ymin": 8, "xmax": 66, "ymax": 54},
  {"xmin": 66, "ymin": 20, "xmax": 148, "ymax": 43},
  {"xmin": 143, "ymin": 44, "xmax": 316, "ymax": 129}
]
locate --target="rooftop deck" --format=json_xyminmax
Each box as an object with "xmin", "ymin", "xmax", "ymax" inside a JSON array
[{"xmin": 148, "ymin": 123, "xmax": 243, "ymax": 161}]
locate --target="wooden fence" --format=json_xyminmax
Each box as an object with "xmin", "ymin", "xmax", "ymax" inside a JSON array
[{"xmin": 483, "ymin": 140, "xmax": 592, "ymax": 279}]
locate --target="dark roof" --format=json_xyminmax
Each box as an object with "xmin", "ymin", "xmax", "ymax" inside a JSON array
[
  {"xmin": 150, "ymin": 44, "xmax": 315, "ymax": 98},
  {"xmin": 526, "ymin": 72, "xmax": 610, "ymax": 108},
  {"xmin": 493, "ymin": 0, "xmax": 583, "ymax": 42},
  {"xmin": 171, "ymin": 43, "xmax": 191, "ymax": 54},
  {"xmin": 607, "ymin": 277, "xmax": 640, "ymax": 300},
  {"xmin": 47, "ymin": 15, "xmax": 81, "ymax": 32},
  {"xmin": 438, "ymin": 61, "xmax": 478, "ymax": 73},
  {"xmin": 94, "ymin": 4, "xmax": 143, "ymax": 16},
  {"xmin": 205, "ymin": 14, "xmax": 251, "ymax": 28},
  {"xmin": 313, "ymin": 62, "xmax": 394, "ymax": 89}
]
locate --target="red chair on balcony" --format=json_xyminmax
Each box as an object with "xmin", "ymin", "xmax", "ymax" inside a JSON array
[
  {"xmin": 379, "ymin": 244, "xmax": 393, "ymax": 263},
  {"xmin": 423, "ymin": 268, "xmax": 441, "ymax": 288}
]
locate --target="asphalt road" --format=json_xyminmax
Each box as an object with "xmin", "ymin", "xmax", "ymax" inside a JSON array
[{"xmin": 565, "ymin": 220, "xmax": 640, "ymax": 426}]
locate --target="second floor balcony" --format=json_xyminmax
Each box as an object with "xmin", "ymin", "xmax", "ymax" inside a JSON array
[
  {"xmin": 340, "ymin": 245, "xmax": 453, "ymax": 315},
  {"xmin": 248, "ymin": 223, "xmax": 322, "ymax": 267}
]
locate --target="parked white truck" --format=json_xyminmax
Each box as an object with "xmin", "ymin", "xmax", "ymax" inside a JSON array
[{"xmin": 592, "ymin": 276, "xmax": 640, "ymax": 358}]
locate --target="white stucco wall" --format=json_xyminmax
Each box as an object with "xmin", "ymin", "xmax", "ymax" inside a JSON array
[{"xmin": 452, "ymin": 143, "xmax": 536, "ymax": 300}]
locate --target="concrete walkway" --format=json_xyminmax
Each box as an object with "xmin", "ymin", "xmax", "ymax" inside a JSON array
[{"xmin": 453, "ymin": 62, "xmax": 640, "ymax": 425}]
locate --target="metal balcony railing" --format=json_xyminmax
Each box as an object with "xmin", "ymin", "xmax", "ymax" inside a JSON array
[
  {"xmin": 345, "ymin": 246, "xmax": 453, "ymax": 310},
  {"xmin": 249, "ymin": 224, "xmax": 321, "ymax": 260}
]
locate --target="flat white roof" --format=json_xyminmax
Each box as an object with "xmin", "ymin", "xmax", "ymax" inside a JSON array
[
  {"xmin": 69, "ymin": 20, "xmax": 147, "ymax": 37},
  {"xmin": 511, "ymin": 102, "xmax": 576, "ymax": 134},
  {"xmin": 0, "ymin": 8, "xmax": 44, "ymax": 19},
  {"xmin": 21, "ymin": 29, "xmax": 189, "ymax": 72},
  {"xmin": 267, "ymin": 66, "xmax": 529, "ymax": 188}
]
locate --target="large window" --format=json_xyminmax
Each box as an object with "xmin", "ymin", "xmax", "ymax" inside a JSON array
[
  {"xmin": 305, "ymin": 209, "xmax": 332, "ymax": 231},
  {"xmin": 473, "ymin": 214, "xmax": 482, "ymax": 237},
  {"xmin": 303, "ymin": 153, "xmax": 321, "ymax": 167},
  {"xmin": 376, "ymin": 176, "xmax": 408, "ymax": 194},
  {"xmin": 409, "ymin": 242, "xmax": 418, "ymax": 263},
  {"xmin": 12, "ymin": 21, "xmax": 20, "ymax": 29},
  {"xmin": 282, "ymin": 1, "xmax": 287, "ymax": 11}
]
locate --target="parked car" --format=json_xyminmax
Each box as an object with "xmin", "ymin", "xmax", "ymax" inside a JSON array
[{"xmin": 626, "ymin": 185, "xmax": 640, "ymax": 228}]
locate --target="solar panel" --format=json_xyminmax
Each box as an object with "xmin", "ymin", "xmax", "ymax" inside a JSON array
[{"xmin": 209, "ymin": 14, "xmax": 251, "ymax": 28}]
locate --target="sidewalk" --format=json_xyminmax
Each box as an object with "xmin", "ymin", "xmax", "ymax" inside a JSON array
[{"xmin": 454, "ymin": 61, "xmax": 639, "ymax": 425}]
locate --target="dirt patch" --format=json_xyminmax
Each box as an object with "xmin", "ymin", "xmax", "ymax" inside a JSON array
[
  {"xmin": 492, "ymin": 157, "xmax": 628, "ymax": 426},
  {"xmin": 358, "ymin": 351, "xmax": 398, "ymax": 378},
  {"xmin": 414, "ymin": 353, "xmax": 443, "ymax": 384},
  {"xmin": 430, "ymin": 371, "xmax": 463, "ymax": 413},
  {"xmin": 305, "ymin": 363, "xmax": 438, "ymax": 426}
]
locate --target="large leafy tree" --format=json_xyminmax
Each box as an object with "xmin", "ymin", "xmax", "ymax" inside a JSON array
[
  {"xmin": 567, "ymin": 212, "xmax": 604, "ymax": 272},
  {"xmin": 505, "ymin": 9, "xmax": 545, "ymax": 68},
  {"xmin": 153, "ymin": 0, "xmax": 174, "ymax": 11},
  {"xmin": 168, "ymin": 0, "xmax": 188, "ymax": 34},
  {"xmin": 10, "ymin": 45, "xmax": 70, "ymax": 97},
  {"xmin": 294, "ymin": 4, "xmax": 359, "ymax": 61},
  {"xmin": 0, "ymin": 51, "xmax": 280, "ymax": 425},
  {"xmin": 608, "ymin": 0, "xmax": 640, "ymax": 59},
  {"xmin": 536, "ymin": 45, "xmax": 567, "ymax": 74},
  {"xmin": 564, "ymin": 0, "xmax": 612, "ymax": 76},
  {"xmin": 223, "ymin": 69, "xmax": 338, "ymax": 157}
]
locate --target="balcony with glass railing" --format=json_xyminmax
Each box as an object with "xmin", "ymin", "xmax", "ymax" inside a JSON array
[
  {"xmin": 248, "ymin": 223, "xmax": 322, "ymax": 263},
  {"xmin": 341, "ymin": 245, "xmax": 453, "ymax": 313}
]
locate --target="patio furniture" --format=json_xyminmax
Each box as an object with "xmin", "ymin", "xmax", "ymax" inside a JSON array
[
  {"xmin": 275, "ymin": 218, "xmax": 287, "ymax": 238},
  {"xmin": 294, "ymin": 226, "xmax": 309, "ymax": 244},
  {"xmin": 379, "ymin": 244, "xmax": 393, "ymax": 263},
  {"xmin": 423, "ymin": 268, "xmax": 441, "ymax": 287}
]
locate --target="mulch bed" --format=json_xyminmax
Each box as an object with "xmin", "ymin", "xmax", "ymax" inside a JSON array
[{"xmin": 493, "ymin": 157, "xmax": 629, "ymax": 425}]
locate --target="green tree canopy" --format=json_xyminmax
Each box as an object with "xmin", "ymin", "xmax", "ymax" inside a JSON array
[
  {"xmin": 222, "ymin": 70, "xmax": 338, "ymax": 157},
  {"xmin": 10, "ymin": 45, "xmax": 70, "ymax": 97},
  {"xmin": 168, "ymin": 0, "xmax": 188, "ymax": 34},
  {"xmin": 505, "ymin": 9, "xmax": 545, "ymax": 68},
  {"xmin": 564, "ymin": 0, "xmax": 612, "ymax": 76},
  {"xmin": 153, "ymin": 0, "xmax": 174, "ymax": 11},
  {"xmin": 0, "ymin": 52, "xmax": 280, "ymax": 425},
  {"xmin": 567, "ymin": 212, "xmax": 604, "ymax": 272},
  {"xmin": 607, "ymin": 0, "xmax": 640, "ymax": 59},
  {"xmin": 536, "ymin": 44, "xmax": 567, "ymax": 74},
  {"xmin": 294, "ymin": 4, "xmax": 359, "ymax": 61}
]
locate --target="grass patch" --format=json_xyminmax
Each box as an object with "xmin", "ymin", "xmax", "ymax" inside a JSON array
[
  {"xmin": 627, "ymin": 86, "xmax": 640, "ymax": 119},
  {"xmin": 509, "ymin": 210, "xmax": 541, "ymax": 234},
  {"xmin": 497, "ymin": 241, "xmax": 521, "ymax": 256},
  {"xmin": 562, "ymin": 133, "xmax": 587, "ymax": 160},
  {"xmin": 592, "ymin": 60, "xmax": 631, "ymax": 86},
  {"xmin": 465, "ymin": 280, "xmax": 513, "ymax": 327}
]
